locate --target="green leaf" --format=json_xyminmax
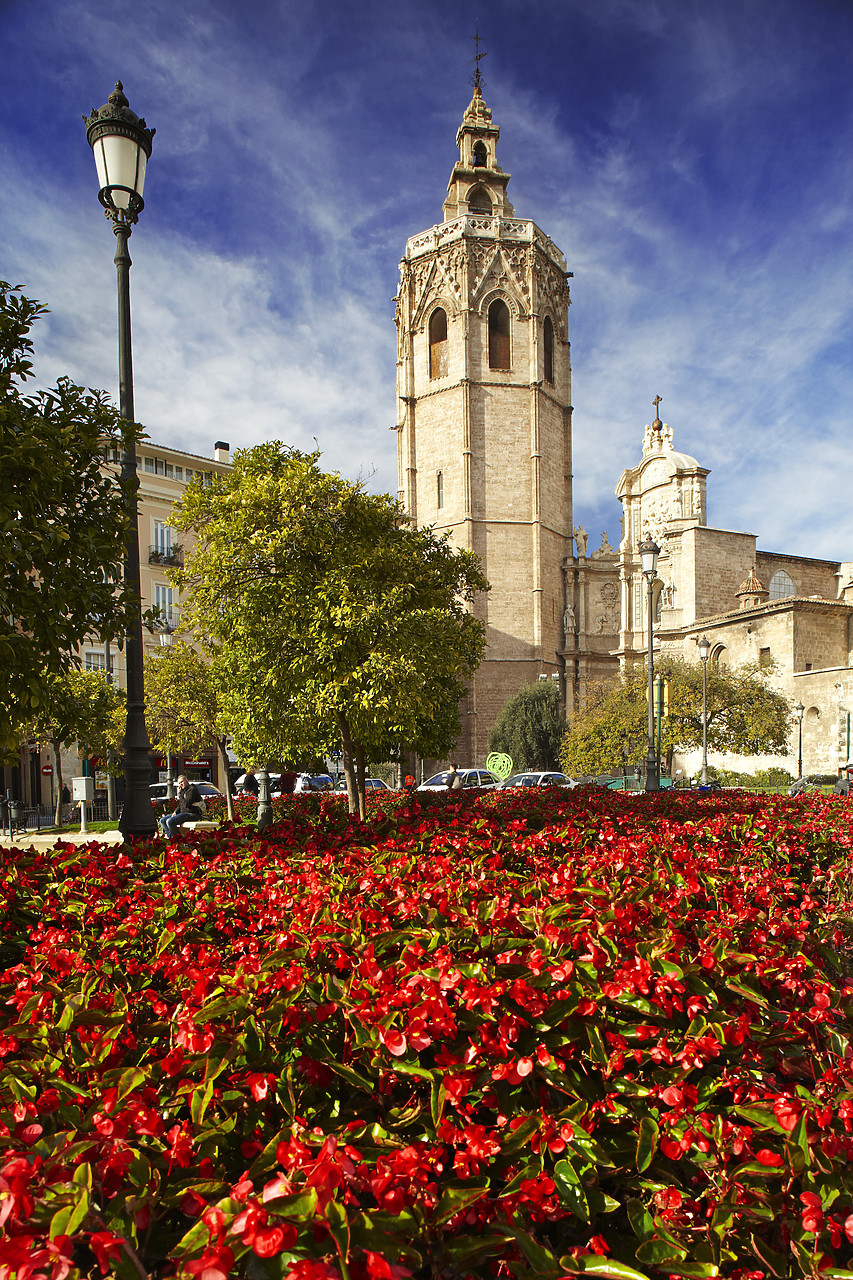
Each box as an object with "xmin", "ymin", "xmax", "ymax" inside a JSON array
[
  {"xmin": 506, "ymin": 1224, "xmax": 560, "ymax": 1275},
  {"xmin": 750, "ymin": 1233, "xmax": 788, "ymax": 1278},
  {"xmin": 50, "ymin": 1187, "xmax": 90, "ymax": 1239},
  {"xmin": 636, "ymin": 1115, "xmax": 658, "ymax": 1171},
  {"xmin": 115, "ymin": 1066, "xmax": 147, "ymax": 1103},
  {"xmin": 635, "ymin": 1238, "xmax": 688, "ymax": 1266},
  {"xmin": 552, "ymin": 1159, "xmax": 590, "ymax": 1222},
  {"xmin": 559, "ymin": 1257, "xmax": 651, "ymax": 1280},
  {"xmin": 326, "ymin": 1198, "xmax": 350, "ymax": 1267},
  {"xmin": 627, "ymin": 1198, "xmax": 654, "ymax": 1242},
  {"xmin": 432, "ymin": 1179, "xmax": 490, "ymax": 1226}
]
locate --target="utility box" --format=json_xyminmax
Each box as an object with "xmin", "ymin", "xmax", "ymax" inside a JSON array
[{"xmin": 71, "ymin": 777, "xmax": 94, "ymax": 803}]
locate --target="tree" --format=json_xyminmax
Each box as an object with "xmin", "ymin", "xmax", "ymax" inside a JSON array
[
  {"xmin": 488, "ymin": 680, "xmax": 566, "ymax": 772},
  {"xmin": 560, "ymin": 656, "xmax": 793, "ymax": 777},
  {"xmin": 170, "ymin": 444, "xmax": 488, "ymax": 817},
  {"xmin": 0, "ymin": 281, "xmax": 141, "ymax": 758},
  {"xmin": 20, "ymin": 669, "xmax": 125, "ymax": 825},
  {"xmin": 144, "ymin": 642, "xmax": 235, "ymax": 822}
]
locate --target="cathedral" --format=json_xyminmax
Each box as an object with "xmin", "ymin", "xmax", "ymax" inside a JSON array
[{"xmin": 395, "ymin": 82, "xmax": 853, "ymax": 777}]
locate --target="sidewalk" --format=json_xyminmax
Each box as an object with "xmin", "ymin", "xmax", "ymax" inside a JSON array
[{"xmin": 0, "ymin": 830, "xmax": 125, "ymax": 850}]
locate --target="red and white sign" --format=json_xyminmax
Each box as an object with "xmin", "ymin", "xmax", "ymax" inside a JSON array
[{"xmin": 41, "ymin": 765, "xmax": 53, "ymax": 776}]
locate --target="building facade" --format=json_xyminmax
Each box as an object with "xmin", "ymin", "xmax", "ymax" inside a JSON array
[
  {"xmin": 394, "ymin": 84, "xmax": 576, "ymax": 761},
  {"xmin": 12, "ymin": 440, "xmax": 233, "ymax": 811}
]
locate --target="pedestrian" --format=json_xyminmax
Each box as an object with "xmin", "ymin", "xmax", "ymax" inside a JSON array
[
  {"xmin": 241, "ymin": 768, "xmax": 260, "ymax": 797},
  {"xmin": 403, "ymin": 773, "xmax": 416, "ymax": 792},
  {"xmin": 160, "ymin": 775, "xmax": 204, "ymax": 838},
  {"xmin": 446, "ymin": 764, "xmax": 463, "ymax": 793}
]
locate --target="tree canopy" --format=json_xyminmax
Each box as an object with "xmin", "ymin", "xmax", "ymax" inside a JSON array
[
  {"xmin": 170, "ymin": 444, "xmax": 488, "ymax": 815},
  {"xmin": 487, "ymin": 680, "xmax": 566, "ymax": 772},
  {"xmin": 19, "ymin": 668, "xmax": 125, "ymax": 823},
  {"xmin": 560, "ymin": 655, "xmax": 793, "ymax": 777},
  {"xmin": 144, "ymin": 641, "xmax": 235, "ymax": 821},
  {"xmin": 0, "ymin": 281, "xmax": 140, "ymax": 759}
]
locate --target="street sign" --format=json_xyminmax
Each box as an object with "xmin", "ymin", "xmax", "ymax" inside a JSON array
[{"xmin": 41, "ymin": 765, "xmax": 53, "ymax": 776}]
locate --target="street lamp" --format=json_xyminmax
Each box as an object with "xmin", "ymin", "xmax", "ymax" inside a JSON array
[
  {"xmin": 698, "ymin": 635, "xmax": 711, "ymax": 785},
  {"xmin": 639, "ymin": 536, "xmax": 661, "ymax": 792},
  {"xmin": 796, "ymin": 701, "xmax": 805, "ymax": 781},
  {"xmin": 84, "ymin": 82, "xmax": 156, "ymax": 838}
]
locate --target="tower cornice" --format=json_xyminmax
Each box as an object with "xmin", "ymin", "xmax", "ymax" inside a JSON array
[{"xmin": 403, "ymin": 214, "xmax": 567, "ymax": 273}]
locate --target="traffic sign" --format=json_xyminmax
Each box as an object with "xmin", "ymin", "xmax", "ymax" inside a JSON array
[{"xmin": 41, "ymin": 765, "xmax": 53, "ymax": 776}]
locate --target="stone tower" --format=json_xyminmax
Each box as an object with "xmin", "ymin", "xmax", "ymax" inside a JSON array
[{"xmin": 394, "ymin": 84, "xmax": 574, "ymax": 761}]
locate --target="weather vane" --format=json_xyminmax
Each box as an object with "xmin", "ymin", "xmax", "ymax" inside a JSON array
[{"xmin": 469, "ymin": 24, "xmax": 487, "ymax": 93}]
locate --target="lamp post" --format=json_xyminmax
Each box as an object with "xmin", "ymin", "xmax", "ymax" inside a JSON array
[
  {"xmin": 698, "ymin": 635, "xmax": 711, "ymax": 785},
  {"xmin": 796, "ymin": 701, "xmax": 805, "ymax": 782},
  {"xmin": 639, "ymin": 537, "xmax": 661, "ymax": 792},
  {"xmin": 84, "ymin": 82, "xmax": 156, "ymax": 838}
]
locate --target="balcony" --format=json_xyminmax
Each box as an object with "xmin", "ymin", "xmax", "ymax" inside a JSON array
[{"xmin": 148, "ymin": 545, "xmax": 184, "ymax": 568}]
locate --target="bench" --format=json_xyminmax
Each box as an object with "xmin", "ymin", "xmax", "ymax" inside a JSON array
[{"xmin": 182, "ymin": 820, "xmax": 219, "ymax": 831}]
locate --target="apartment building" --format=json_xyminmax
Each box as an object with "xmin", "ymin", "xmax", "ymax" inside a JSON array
[{"xmin": 13, "ymin": 440, "xmax": 233, "ymax": 810}]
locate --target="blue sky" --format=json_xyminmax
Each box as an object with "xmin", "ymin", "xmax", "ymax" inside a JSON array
[{"xmin": 2, "ymin": 0, "xmax": 853, "ymax": 559}]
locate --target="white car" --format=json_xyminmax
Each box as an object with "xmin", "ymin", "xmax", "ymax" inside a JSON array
[
  {"xmin": 150, "ymin": 782, "xmax": 222, "ymax": 805},
  {"xmin": 498, "ymin": 771, "xmax": 576, "ymax": 790},
  {"xmin": 334, "ymin": 777, "xmax": 392, "ymax": 792},
  {"xmin": 417, "ymin": 768, "xmax": 500, "ymax": 792}
]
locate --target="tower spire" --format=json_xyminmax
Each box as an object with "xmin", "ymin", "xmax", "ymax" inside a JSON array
[{"xmin": 469, "ymin": 24, "xmax": 487, "ymax": 95}]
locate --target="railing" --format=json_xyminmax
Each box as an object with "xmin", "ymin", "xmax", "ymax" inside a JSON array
[{"xmin": 148, "ymin": 545, "xmax": 184, "ymax": 567}]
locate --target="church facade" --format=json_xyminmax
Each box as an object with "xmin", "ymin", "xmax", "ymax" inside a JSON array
[{"xmin": 396, "ymin": 85, "xmax": 853, "ymax": 778}]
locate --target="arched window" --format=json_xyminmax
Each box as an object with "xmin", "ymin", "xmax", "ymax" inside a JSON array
[
  {"xmin": 711, "ymin": 644, "xmax": 728, "ymax": 669},
  {"xmin": 653, "ymin": 580, "xmax": 664, "ymax": 622},
  {"xmin": 472, "ymin": 141, "xmax": 487, "ymax": 168},
  {"xmin": 543, "ymin": 316, "xmax": 554, "ymax": 385},
  {"xmin": 467, "ymin": 184, "xmax": 492, "ymax": 213},
  {"xmin": 488, "ymin": 299, "xmax": 511, "ymax": 370},
  {"xmin": 437, "ymin": 471, "xmax": 444, "ymax": 509},
  {"xmin": 768, "ymin": 569, "xmax": 795, "ymax": 600},
  {"xmin": 429, "ymin": 308, "xmax": 448, "ymax": 379}
]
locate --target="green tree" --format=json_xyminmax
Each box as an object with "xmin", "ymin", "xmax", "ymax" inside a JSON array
[
  {"xmin": 144, "ymin": 641, "xmax": 235, "ymax": 822},
  {"xmin": 171, "ymin": 444, "xmax": 488, "ymax": 817},
  {"xmin": 560, "ymin": 656, "xmax": 793, "ymax": 777},
  {"xmin": 0, "ymin": 281, "xmax": 141, "ymax": 758},
  {"xmin": 488, "ymin": 680, "xmax": 566, "ymax": 772},
  {"xmin": 21, "ymin": 669, "xmax": 125, "ymax": 824}
]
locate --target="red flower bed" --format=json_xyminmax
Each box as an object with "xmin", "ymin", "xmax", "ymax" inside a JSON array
[{"xmin": 1, "ymin": 789, "xmax": 853, "ymax": 1278}]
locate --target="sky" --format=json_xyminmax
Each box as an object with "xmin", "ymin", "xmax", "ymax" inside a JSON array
[{"xmin": 2, "ymin": 0, "xmax": 853, "ymax": 560}]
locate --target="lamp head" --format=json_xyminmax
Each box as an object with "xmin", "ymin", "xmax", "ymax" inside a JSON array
[
  {"xmin": 84, "ymin": 81, "xmax": 155, "ymax": 223},
  {"xmin": 698, "ymin": 635, "xmax": 711, "ymax": 662},
  {"xmin": 638, "ymin": 536, "xmax": 660, "ymax": 580}
]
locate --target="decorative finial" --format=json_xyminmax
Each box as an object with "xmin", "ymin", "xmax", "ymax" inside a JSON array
[
  {"xmin": 469, "ymin": 24, "xmax": 487, "ymax": 95},
  {"xmin": 652, "ymin": 394, "xmax": 663, "ymax": 425}
]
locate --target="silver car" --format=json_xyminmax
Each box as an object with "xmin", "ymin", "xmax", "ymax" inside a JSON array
[
  {"xmin": 498, "ymin": 771, "xmax": 576, "ymax": 790},
  {"xmin": 417, "ymin": 769, "xmax": 500, "ymax": 792}
]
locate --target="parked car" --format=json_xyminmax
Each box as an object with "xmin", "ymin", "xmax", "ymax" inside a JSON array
[
  {"xmin": 334, "ymin": 778, "xmax": 392, "ymax": 792},
  {"xmin": 150, "ymin": 782, "xmax": 222, "ymax": 807},
  {"xmin": 293, "ymin": 773, "xmax": 334, "ymax": 793},
  {"xmin": 417, "ymin": 769, "xmax": 500, "ymax": 792},
  {"xmin": 498, "ymin": 771, "xmax": 576, "ymax": 789},
  {"xmin": 233, "ymin": 772, "xmax": 282, "ymax": 795}
]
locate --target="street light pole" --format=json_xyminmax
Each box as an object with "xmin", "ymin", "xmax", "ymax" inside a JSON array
[
  {"xmin": 85, "ymin": 82, "xmax": 156, "ymax": 838},
  {"xmin": 796, "ymin": 701, "xmax": 805, "ymax": 781},
  {"xmin": 698, "ymin": 635, "xmax": 711, "ymax": 785},
  {"xmin": 639, "ymin": 537, "xmax": 661, "ymax": 792}
]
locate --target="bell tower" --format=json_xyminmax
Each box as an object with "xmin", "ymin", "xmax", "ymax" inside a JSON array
[{"xmin": 394, "ymin": 82, "xmax": 574, "ymax": 762}]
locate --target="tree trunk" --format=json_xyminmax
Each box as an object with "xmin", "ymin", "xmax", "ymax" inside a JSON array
[
  {"xmin": 355, "ymin": 739, "xmax": 366, "ymax": 822},
  {"xmin": 217, "ymin": 737, "xmax": 235, "ymax": 822},
  {"xmin": 336, "ymin": 710, "xmax": 359, "ymax": 818},
  {"xmin": 53, "ymin": 738, "xmax": 63, "ymax": 827}
]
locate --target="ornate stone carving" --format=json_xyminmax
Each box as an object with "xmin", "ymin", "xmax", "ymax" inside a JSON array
[{"xmin": 574, "ymin": 525, "xmax": 588, "ymax": 557}]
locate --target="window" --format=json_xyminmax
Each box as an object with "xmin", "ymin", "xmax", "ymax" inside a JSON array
[
  {"xmin": 429, "ymin": 308, "xmax": 448, "ymax": 379},
  {"xmin": 174, "ymin": 466, "xmax": 183, "ymax": 481},
  {"xmin": 143, "ymin": 457, "xmax": 154, "ymax": 473},
  {"xmin": 805, "ymin": 662, "xmax": 813, "ymax": 672},
  {"xmin": 468, "ymin": 184, "xmax": 492, "ymax": 213},
  {"xmin": 472, "ymin": 140, "xmax": 487, "ymax": 167},
  {"xmin": 712, "ymin": 644, "xmax": 728, "ymax": 668},
  {"xmin": 155, "ymin": 458, "xmax": 165, "ymax": 476},
  {"xmin": 153, "ymin": 521, "xmax": 172, "ymax": 556},
  {"xmin": 759, "ymin": 646, "xmax": 771, "ymax": 669},
  {"xmin": 488, "ymin": 299, "xmax": 511, "ymax": 370},
  {"xmin": 154, "ymin": 583, "xmax": 174, "ymax": 624},
  {"xmin": 543, "ymin": 316, "xmax": 554, "ymax": 385},
  {"xmin": 437, "ymin": 471, "xmax": 444, "ymax": 509},
  {"xmin": 768, "ymin": 569, "xmax": 795, "ymax": 600},
  {"xmin": 165, "ymin": 462, "xmax": 174, "ymax": 478},
  {"xmin": 84, "ymin": 650, "xmax": 114, "ymax": 675}
]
